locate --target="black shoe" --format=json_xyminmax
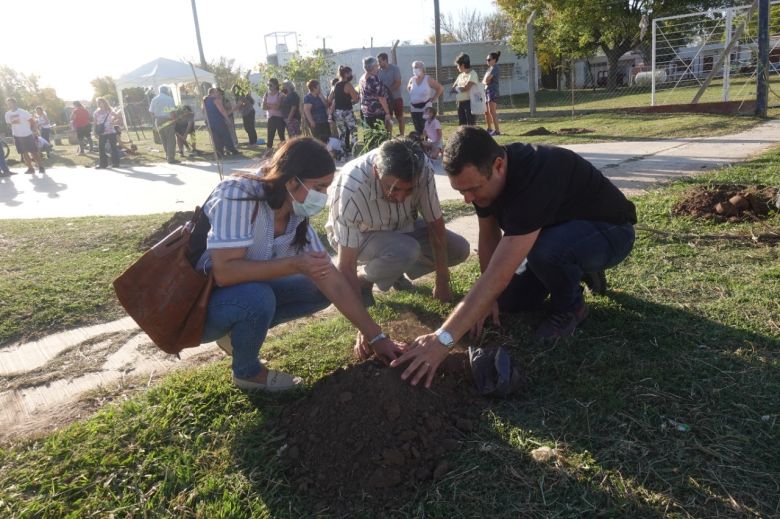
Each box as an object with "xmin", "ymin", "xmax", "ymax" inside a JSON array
[
  {"xmin": 392, "ymin": 275, "xmax": 414, "ymax": 291},
  {"xmin": 535, "ymin": 304, "xmax": 589, "ymax": 340},
  {"xmin": 38, "ymin": 166, "xmax": 46, "ymax": 174},
  {"xmin": 0, "ymin": 171, "xmax": 12, "ymax": 177},
  {"xmin": 25, "ymin": 167, "xmax": 35, "ymax": 174},
  {"xmin": 168, "ymin": 159, "xmax": 181, "ymax": 164},
  {"xmin": 582, "ymin": 270, "xmax": 608, "ymax": 295}
]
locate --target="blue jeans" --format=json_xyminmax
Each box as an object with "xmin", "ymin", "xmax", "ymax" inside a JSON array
[
  {"xmin": 498, "ymin": 220, "xmax": 635, "ymax": 314},
  {"xmin": 201, "ymin": 275, "xmax": 330, "ymax": 378}
]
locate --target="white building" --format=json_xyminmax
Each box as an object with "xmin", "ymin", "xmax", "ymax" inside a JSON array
[{"xmin": 327, "ymin": 41, "xmax": 530, "ymax": 103}]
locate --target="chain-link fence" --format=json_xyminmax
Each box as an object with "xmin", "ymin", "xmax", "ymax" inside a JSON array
[
  {"xmin": 524, "ymin": 1, "xmax": 780, "ymax": 115},
  {"xmin": 652, "ymin": 2, "xmax": 780, "ymax": 108}
]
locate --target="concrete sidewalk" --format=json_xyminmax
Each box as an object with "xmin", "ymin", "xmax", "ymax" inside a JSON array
[{"xmin": 2, "ymin": 118, "xmax": 780, "ymax": 219}]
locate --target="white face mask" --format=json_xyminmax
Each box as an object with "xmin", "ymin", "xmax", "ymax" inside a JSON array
[
  {"xmin": 423, "ymin": 114, "xmax": 430, "ymax": 120},
  {"xmin": 288, "ymin": 177, "xmax": 328, "ymax": 217},
  {"xmin": 414, "ymin": 68, "xmax": 424, "ymax": 77}
]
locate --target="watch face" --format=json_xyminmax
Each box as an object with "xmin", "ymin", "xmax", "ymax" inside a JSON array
[{"xmin": 437, "ymin": 330, "xmax": 454, "ymax": 347}]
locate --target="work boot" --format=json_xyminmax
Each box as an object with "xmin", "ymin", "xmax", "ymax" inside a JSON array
[
  {"xmin": 535, "ymin": 304, "xmax": 589, "ymax": 340},
  {"xmin": 25, "ymin": 167, "xmax": 35, "ymax": 174},
  {"xmin": 582, "ymin": 270, "xmax": 607, "ymax": 295}
]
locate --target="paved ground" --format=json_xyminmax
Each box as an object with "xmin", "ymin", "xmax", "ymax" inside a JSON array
[
  {"xmin": 3, "ymin": 118, "xmax": 780, "ymax": 219},
  {"xmin": 2, "ymin": 119, "xmax": 780, "ymax": 440}
]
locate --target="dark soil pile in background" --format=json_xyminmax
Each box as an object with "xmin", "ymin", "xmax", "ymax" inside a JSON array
[
  {"xmin": 277, "ymin": 354, "xmax": 482, "ymax": 515},
  {"xmin": 138, "ymin": 211, "xmax": 194, "ymax": 250},
  {"xmin": 672, "ymin": 184, "xmax": 778, "ymax": 222}
]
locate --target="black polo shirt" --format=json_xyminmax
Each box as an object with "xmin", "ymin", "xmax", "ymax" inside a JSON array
[{"xmin": 474, "ymin": 143, "xmax": 637, "ymax": 236}]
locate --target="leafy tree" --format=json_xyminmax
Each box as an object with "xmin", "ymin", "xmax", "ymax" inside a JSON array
[
  {"xmin": 431, "ymin": 9, "xmax": 513, "ymax": 43},
  {"xmin": 91, "ymin": 76, "xmax": 118, "ymax": 104},
  {"xmin": 204, "ymin": 56, "xmax": 244, "ymax": 91},
  {"xmin": 497, "ymin": 0, "xmax": 736, "ymax": 90},
  {"xmin": 0, "ymin": 66, "xmax": 66, "ymax": 127},
  {"xmin": 256, "ymin": 53, "xmax": 335, "ymax": 96}
]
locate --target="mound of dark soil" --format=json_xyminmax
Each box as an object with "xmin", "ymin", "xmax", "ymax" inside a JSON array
[
  {"xmin": 138, "ymin": 211, "xmax": 194, "ymax": 250},
  {"xmin": 672, "ymin": 184, "xmax": 778, "ymax": 222},
  {"xmin": 277, "ymin": 354, "xmax": 481, "ymax": 515},
  {"xmin": 521, "ymin": 127, "xmax": 595, "ymax": 136}
]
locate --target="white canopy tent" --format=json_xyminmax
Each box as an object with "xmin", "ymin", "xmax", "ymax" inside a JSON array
[{"xmin": 115, "ymin": 57, "xmax": 215, "ymax": 125}]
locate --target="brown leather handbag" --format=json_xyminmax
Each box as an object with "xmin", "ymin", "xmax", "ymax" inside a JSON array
[{"xmin": 113, "ymin": 206, "xmax": 213, "ymax": 355}]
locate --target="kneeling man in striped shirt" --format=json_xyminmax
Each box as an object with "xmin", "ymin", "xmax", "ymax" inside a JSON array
[{"xmin": 326, "ymin": 138, "xmax": 470, "ymax": 355}]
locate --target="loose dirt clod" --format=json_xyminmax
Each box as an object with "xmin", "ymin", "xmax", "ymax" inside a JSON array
[
  {"xmin": 277, "ymin": 355, "xmax": 480, "ymax": 514},
  {"xmin": 673, "ymin": 184, "xmax": 778, "ymax": 222}
]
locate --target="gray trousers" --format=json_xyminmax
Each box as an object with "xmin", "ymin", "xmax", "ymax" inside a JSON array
[
  {"xmin": 156, "ymin": 119, "xmax": 177, "ymax": 162},
  {"xmin": 357, "ymin": 220, "xmax": 471, "ymax": 291}
]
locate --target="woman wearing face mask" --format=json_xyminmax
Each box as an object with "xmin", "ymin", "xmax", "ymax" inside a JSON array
[
  {"xmin": 328, "ymin": 66, "xmax": 359, "ymax": 158},
  {"xmin": 197, "ymin": 137, "xmax": 405, "ymax": 392},
  {"xmin": 407, "ymin": 61, "xmax": 444, "ymax": 134}
]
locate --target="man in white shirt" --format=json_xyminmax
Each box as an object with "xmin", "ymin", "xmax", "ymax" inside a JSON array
[
  {"xmin": 148, "ymin": 86, "xmax": 178, "ymax": 164},
  {"xmin": 4, "ymin": 98, "xmax": 45, "ymax": 174},
  {"xmin": 326, "ymin": 137, "xmax": 470, "ymax": 354}
]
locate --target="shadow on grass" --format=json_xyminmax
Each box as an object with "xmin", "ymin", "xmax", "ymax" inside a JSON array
[{"xmin": 228, "ymin": 291, "xmax": 778, "ymax": 517}]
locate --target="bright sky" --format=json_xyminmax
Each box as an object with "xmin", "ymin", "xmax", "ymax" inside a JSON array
[{"xmin": 4, "ymin": 0, "xmax": 497, "ymax": 101}]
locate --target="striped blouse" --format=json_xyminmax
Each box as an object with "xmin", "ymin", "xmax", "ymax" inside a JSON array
[
  {"xmin": 325, "ymin": 149, "xmax": 443, "ymax": 250},
  {"xmin": 196, "ymin": 175, "xmax": 325, "ymax": 274}
]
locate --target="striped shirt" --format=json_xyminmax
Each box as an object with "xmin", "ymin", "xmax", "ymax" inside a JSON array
[
  {"xmin": 196, "ymin": 175, "xmax": 325, "ymax": 274},
  {"xmin": 325, "ymin": 149, "xmax": 442, "ymax": 249}
]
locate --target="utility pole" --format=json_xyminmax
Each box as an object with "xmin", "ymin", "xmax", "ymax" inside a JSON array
[
  {"xmin": 434, "ymin": 0, "xmax": 443, "ymax": 114},
  {"xmin": 756, "ymin": 0, "xmax": 769, "ymax": 117},
  {"xmin": 190, "ymin": 0, "xmax": 207, "ymax": 69}
]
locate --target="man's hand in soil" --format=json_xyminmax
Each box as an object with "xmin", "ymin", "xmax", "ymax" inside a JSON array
[
  {"xmin": 390, "ymin": 333, "xmax": 449, "ymax": 388},
  {"xmin": 354, "ymin": 332, "xmax": 405, "ymax": 365}
]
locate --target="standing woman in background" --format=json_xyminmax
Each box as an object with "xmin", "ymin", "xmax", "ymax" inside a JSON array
[
  {"xmin": 329, "ymin": 66, "xmax": 359, "ymax": 158},
  {"xmin": 483, "ymin": 51, "xmax": 501, "ymax": 136},
  {"xmin": 34, "ymin": 106, "xmax": 53, "ymax": 145},
  {"xmin": 450, "ymin": 53, "xmax": 478, "ymax": 126},
  {"xmin": 281, "ymin": 81, "xmax": 302, "ymax": 137},
  {"xmin": 407, "ymin": 61, "xmax": 444, "ymax": 134},
  {"xmin": 263, "ymin": 78, "xmax": 287, "ymax": 152}
]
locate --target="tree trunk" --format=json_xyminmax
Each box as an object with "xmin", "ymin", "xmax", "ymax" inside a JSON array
[{"xmin": 604, "ymin": 48, "xmax": 623, "ymax": 91}]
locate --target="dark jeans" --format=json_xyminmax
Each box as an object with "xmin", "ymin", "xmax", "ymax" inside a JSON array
[
  {"xmin": 242, "ymin": 110, "xmax": 257, "ymax": 144},
  {"xmin": 267, "ymin": 115, "xmax": 286, "ymax": 147},
  {"xmin": 98, "ymin": 133, "xmax": 120, "ymax": 167},
  {"xmin": 498, "ymin": 220, "xmax": 636, "ymax": 314},
  {"xmin": 410, "ymin": 111, "xmax": 425, "ymax": 134},
  {"xmin": 40, "ymin": 127, "xmax": 51, "ymax": 144},
  {"xmin": 312, "ymin": 122, "xmax": 331, "ymax": 143},
  {"xmin": 457, "ymin": 100, "xmax": 475, "ymax": 125}
]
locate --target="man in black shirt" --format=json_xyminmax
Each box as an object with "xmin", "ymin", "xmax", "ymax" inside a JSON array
[{"xmin": 392, "ymin": 126, "xmax": 636, "ymax": 387}]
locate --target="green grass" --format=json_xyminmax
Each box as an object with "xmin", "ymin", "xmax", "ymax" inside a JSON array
[{"xmin": 1, "ymin": 148, "xmax": 779, "ymax": 516}]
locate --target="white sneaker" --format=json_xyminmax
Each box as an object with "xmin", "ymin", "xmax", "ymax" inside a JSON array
[{"xmin": 216, "ymin": 334, "xmax": 233, "ymax": 356}]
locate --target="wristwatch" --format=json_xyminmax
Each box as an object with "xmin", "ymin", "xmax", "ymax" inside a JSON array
[{"xmin": 434, "ymin": 328, "xmax": 455, "ymax": 349}]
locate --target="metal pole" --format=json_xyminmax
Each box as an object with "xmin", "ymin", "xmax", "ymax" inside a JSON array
[
  {"xmin": 434, "ymin": 0, "xmax": 443, "ymax": 115},
  {"xmin": 756, "ymin": 0, "xmax": 769, "ymax": 117},
  {"xmin": 527, "ymin": 11, "xmax": 537, "ymax": 116},
  {"xmin": 651, "ymin": 16, "xmax": 657, "ymax": 106},
  {"xmin": 571, "ymin": 57, "xmax": 575, "ymax": 119},
  {"xmin": 724, "ymin": 8, "xmax": 733, "ymax": 102},
  {"xmin": 190, "ymin": 0, "xmax": 207, "ymax": 70}
]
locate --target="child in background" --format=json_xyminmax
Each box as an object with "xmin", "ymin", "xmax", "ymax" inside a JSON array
[{"xmin": 423, "ymin": 106, "xmax": 442, "ymax": 160}]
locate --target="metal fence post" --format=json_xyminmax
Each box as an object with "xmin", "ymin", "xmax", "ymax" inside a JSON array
[
  {"xmin": 651, "ymin": 17, "xmax": 657, "ymax": 106},
  {"xmin": 724, "ymin": 7, "xmax": 733, "ymax": 102},
  {"xmin": 527, "ymin": 11, "xmax": 538, "ymax": 116}
]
